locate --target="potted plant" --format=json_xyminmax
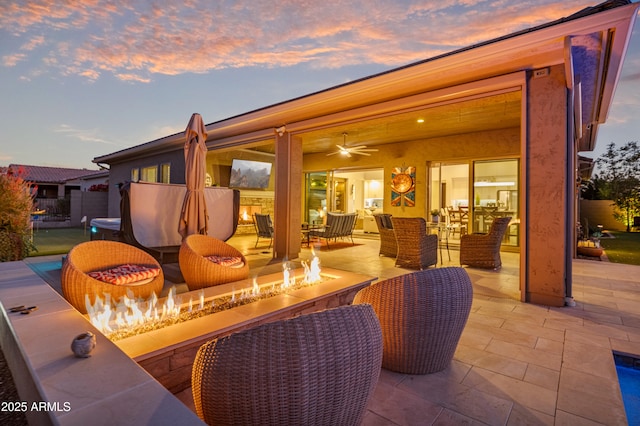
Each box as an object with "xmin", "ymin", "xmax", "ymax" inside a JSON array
[
  {"xmin": 577, "ymin": 230, "xmax": 603, "ymax": 258},
  {"xmin": 430, "ymin": 209, "xmax": 440, "ymax": 223}
]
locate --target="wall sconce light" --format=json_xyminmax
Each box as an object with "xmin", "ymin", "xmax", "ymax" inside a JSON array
[{"xmin": 275, "ymin": 125, "xmax": 286, "ymax": 136}]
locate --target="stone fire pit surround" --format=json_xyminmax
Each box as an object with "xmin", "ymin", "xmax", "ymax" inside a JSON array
[{"xmin": 114, "ymin": 267, "xmax": 377, "ymax": 393}]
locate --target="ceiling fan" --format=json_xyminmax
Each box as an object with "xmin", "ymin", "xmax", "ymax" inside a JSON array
[{"xmin": 326, "ymin": 133, "xmax": 378, "ymax": 158}]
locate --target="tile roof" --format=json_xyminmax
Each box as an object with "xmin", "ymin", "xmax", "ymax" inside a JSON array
[{"xmin": 8, "ymin": 164, "xmax": 104, "ymax": 183}]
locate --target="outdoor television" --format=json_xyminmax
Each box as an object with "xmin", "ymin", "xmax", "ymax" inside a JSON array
[{"xmin": 229, "ymin": 159, "xmax": 273, "ymax": 189}]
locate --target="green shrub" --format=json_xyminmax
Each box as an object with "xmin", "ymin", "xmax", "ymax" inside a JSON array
[{"xmin": 0, "ymin": 167, "xmax": 36, "ymax": 261}]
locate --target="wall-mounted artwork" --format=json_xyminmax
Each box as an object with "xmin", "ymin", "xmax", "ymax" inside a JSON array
[{"xmin": 391, "ymin": 166, "xmax": 415, "ymax": 207}]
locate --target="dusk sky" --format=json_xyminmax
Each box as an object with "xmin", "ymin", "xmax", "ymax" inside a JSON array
[{"xmin": 1, "ymin": 1, "xmax": 638, "ymax": 170}]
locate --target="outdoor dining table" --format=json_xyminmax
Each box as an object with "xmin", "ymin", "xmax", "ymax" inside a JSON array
[{"xmin": 301, "ymin": 222, "xmax": 323, "ymax": 247}]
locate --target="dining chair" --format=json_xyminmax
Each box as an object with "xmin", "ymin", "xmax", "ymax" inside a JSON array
[
  {"xmin": 253, "ymin": 212, "xmax": 274, "ymax": 248},
  {"xmin": 460, "ymin": 216, "xmax": 512, "ymax": 269},
  {"xmin": 391, "ymin": 217, "xmax": 438, "ymax": 269},
  {"xmin": 374, "ymin": 213, "xmax": 397, "ymax": 257}
]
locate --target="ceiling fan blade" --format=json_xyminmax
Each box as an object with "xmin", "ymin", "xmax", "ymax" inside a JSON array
[
  {"xmin": 326, "ymin": 151, "xmax": 340, "ymax": 156},
  {"xmin": 352, "ymin": 151, "xmax": 372, "ymax": 156}
]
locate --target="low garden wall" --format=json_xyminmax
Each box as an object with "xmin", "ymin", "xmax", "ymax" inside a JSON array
[{"xmin": 579, "ymin": 199, "xmax": 625, "ymax": 231}]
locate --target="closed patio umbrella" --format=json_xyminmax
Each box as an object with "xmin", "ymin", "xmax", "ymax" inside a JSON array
[{"xmin": 179, "ymin": 113, "xmax": 208, "ymax": 239}]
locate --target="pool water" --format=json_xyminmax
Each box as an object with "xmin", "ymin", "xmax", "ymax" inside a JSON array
[{"xmin": 616, "ymin": 363, "xmax": 640, "ymax": 425}]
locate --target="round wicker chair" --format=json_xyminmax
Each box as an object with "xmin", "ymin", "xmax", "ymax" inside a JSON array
[
  {"xmin": 192, "ymin": 304, "xmax": 383, "ymax": 426},
  {"xmin": 61, "ymin": 240, "xmax": 164, "ymax": 314},
  {"xmin": 353, "ymin": 267, "xmax": 472, "ymax": 374},
  {"xmin": 179, "ymin": 234, "xmax": 249, "ymax": 291}
]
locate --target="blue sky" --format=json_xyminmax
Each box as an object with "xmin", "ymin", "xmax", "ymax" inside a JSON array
[{"xmin": 0, "ymin": 1, "xmax": 638, "ymax": 170}]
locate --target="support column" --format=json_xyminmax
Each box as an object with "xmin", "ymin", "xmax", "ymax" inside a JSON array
[
  {"xmin": 273, "ymin": 131, "xmax": 302, "ymax": 260},
  {"xmin": 525, "ymin": 65, "xmax": 569, "ymax": 307}
]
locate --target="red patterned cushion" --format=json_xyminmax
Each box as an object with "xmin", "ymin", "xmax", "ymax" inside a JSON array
[
  {"xmin": 88, "ymin": 264, "xmax": 161, "ymax": 285},
  {"xmin": 204, "ymin": 255, "xmax": 244, "ymax": 268}
]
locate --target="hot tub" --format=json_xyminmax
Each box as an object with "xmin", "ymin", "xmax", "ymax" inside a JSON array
[{"xmin": 90, "ymin": 217, "xmax": 121, "ymax": 241}]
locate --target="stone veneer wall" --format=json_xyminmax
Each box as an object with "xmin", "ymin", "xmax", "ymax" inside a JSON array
[{"xmin": 235, "ymin": 192, "xmax": 275, "ymax": 235}]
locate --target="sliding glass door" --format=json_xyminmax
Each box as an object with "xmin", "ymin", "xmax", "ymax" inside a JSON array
[
  {"xmin": 429, "ymin": 160, "xmax": 519, "ymax": 247},
  {"xmin": 472, "ymin": 159, "xmax": 519, "ymax": 246}
]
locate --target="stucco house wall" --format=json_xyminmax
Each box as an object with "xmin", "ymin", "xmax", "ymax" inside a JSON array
[
  {"xmin": 105, "ymin": 150, "xmax": 184, "ymax": 217},
  {"xmin": 525, "ymin": 64, "xmax": 569, "ymax": 306}
]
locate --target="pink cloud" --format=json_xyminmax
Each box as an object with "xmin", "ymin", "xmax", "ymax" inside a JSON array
[
  {"xmin": 3, "ymin": 53, "xmax": 26, "ymax": 67},
  {"xmin": 0, "ymin": 0, "xmax": 603, "ymax": 82}
]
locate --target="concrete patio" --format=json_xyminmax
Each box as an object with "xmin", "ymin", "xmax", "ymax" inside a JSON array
[{"xmin": 8, "ymin": 233, "xmax": 640, "ymax": 425}]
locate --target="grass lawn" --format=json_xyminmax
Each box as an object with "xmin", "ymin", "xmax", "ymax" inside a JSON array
[
  {"xmin": 600, "ymin": 231, "xmax": 640, "ymax": 266},
  {"xmin": 29, "ymin": 227, "xmax": 91, "ymax": 257}
]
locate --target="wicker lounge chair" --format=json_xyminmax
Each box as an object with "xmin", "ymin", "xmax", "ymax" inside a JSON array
[
  {"xmin": 374, "ymin": 213, "xmax": 397, "ymax": 257},
  {"xmin": 61, "ymin": 240, "xmax": 164, "ymax": 314},
  {"xmin": 353, "ymin": 267, "xmax": 473, "ymax": 374},
  {"xmin": 460, "ymin": 216, "xmax": 512, "ymax": 269},
  {"xmin": 179, "ymin": 234, "xmax": 249, "ymax": 291},
  {"xmin": 192, "ymin": 304, "xmax": 383, "ymax": 425},
  {"xmin": 391, "ymin": 217, "xmax": 438, "ymax": 269}
]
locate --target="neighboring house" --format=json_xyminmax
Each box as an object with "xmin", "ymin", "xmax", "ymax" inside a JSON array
[
  {"xmin": 8, "ymin": 164, "xmax": 108, "ymax": 222},
  {"xmin": 9, "ymin": 164, "xmax": 107, "ymax": 198},
  {"xmin": 93, "ymin": 0, "xmax": 640, "ymax": 307}
]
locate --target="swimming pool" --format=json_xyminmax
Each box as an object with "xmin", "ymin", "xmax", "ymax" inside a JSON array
[{"xmin": 615, "ymin": 353, "xmax": 640, "ymax": 425}]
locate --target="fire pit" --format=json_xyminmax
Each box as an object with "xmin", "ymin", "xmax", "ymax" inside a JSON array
[
  {"xmin": 87, "ymin": 257, "xmax": 323, "ymax": 341},
  {"xmin": 106, "ymin": 264, "xmax": 376, "ymax": 393}
]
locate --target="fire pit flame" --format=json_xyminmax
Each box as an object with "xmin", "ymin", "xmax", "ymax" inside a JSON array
[{"xmin": 87, "ymin": 252, "xmax": 325, "ymax": 340}]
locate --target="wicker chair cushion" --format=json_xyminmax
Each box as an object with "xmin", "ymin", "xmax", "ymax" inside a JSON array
[
  {"xmin": 87, "ymin": 264, "xmax": 161, "ymax": 286},
  {"xmin": 204, "ymin": 255, "xmax": 245, "ymax": 268},
  {"xmin": 192, "ymin": 304, "xmax": 383, "ymax": 425}
]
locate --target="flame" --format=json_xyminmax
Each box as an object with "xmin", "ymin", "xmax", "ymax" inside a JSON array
[
  {"xmin": 304, "ymin": 255, "xmax": 322, "ymax": 283},
  {"xmin": 87, "ymin": 252, "xmax": 324, "ymax": 339},
  {"xmin": 282, "ymin": 261, "xmax": 295, "ymax": 289},
  {"xmin": 242, "ymin": 210, "xmax": 249, "ymax": 221}
]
